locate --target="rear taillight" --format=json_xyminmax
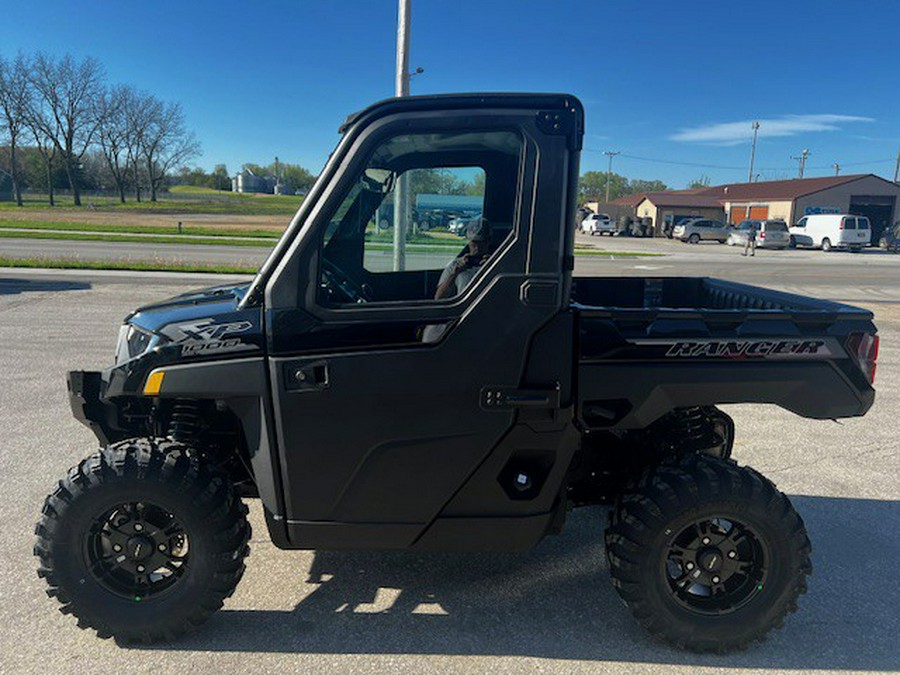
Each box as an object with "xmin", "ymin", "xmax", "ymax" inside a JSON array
[
  {"xmin": 847, "ymin": 333, "xmax": 879, "ymax": 383},
  {"xmin": 759, "ymin": 231, "xmax": 766, "ymax": 238}
]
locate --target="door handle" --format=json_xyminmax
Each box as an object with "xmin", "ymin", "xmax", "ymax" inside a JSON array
[{"xmin": 285, "ymin": 360, "xmax": 329, "ymax": 391}]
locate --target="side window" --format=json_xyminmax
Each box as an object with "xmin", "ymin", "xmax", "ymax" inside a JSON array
[
  {"xmin": 364, "ymin": 166, "xmax": 486, "ymax": 274},
  {"xmin": 317, "ymin": 130, "xmax": 522, "ymax": 307},
  {"xmin": 796, "ymin": 217, "xmax": 807, "ymax": 228}
]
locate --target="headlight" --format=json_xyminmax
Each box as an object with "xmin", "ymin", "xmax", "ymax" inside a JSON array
[{"xmin": 115, "ymin": 324, "xmax": 158, "ymax": 364}]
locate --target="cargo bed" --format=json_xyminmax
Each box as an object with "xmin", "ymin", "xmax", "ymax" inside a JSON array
[{"xmin": 571, "ymin": 277, "xmax": 876, "ymax": 429}]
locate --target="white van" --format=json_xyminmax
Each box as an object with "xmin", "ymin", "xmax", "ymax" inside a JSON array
[{"xmin": 789, "ymin": 214, "xmax": 870, "ymax": 251}]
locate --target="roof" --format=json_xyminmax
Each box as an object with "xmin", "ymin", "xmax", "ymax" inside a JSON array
[
  {"xmin": 639, "ymin": 192, "xmax": 724, "ymax": 208},
  {"xmin": 696, "ymin": 174, "xmax": 883, "ymax": 202},
  {"xmin": 608, "ymin": 193, "xmax": 646, "ymax": 206},
  {"xmin": 630, "ymin": 174, "xmax": 899, "ymax": 210}
]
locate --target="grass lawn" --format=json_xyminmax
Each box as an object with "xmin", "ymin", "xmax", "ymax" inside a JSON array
[
  {"xmin": 0, "ymin": 219, "xmax": 284, "ymax": 238},
  {"xmin": 0, "ymin": 255, "xmax": 257, "ymax": 275},
  {"xmin": 0, "ymin": 191, "xmax": 303, "ymax": 216}
]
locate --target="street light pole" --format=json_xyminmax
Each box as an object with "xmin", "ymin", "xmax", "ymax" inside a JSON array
[
  {"xmin": 603, "ymin": 151, "xmax": 620, "ymax": 203},
  {"xmin": 792, "ymin": 148, "xmax": 810, "ymax": 179},
  {"xmin": 833, "ymin": 162, "xmax": 840, "ymax": 176},
  {"xmin": 392, "ymin": 0, "xmax": 411, "ymax": 272},
  {"xmin": 747, "ymin": 121, "xmax": 760, "ymax": 183}
]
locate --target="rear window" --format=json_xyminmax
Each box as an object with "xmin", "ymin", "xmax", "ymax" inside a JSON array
[
  {"xmin": 858, "ymin": 217, "xmax": 870, "ymax": 229},
  {"xmin": 765, "ymin": 221, "xmax": 788, "ymax": 232},
  {"xmin": 843, "ymin": 217, "xmax": 857, "ymax": 230}
]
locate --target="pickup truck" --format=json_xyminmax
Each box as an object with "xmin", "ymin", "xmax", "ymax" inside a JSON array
[{"xmin": 36, "ymin": 93, "xmax": 878, "ymax": 653}]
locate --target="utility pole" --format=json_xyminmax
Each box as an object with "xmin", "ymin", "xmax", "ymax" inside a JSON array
[
  {"xmin": 791, "ymin": 148, "xmax": 810, "ymax": 179},
  {"xmin": 747, "ymin": 121, "xmax": 760, "ymax": 183},
  {"xmin": 832, "ymin": 162, "xmax": 840, "ymax": 176},
  {"xmin": 392, "ymin": 0, "xmax": 411, "ymax": 272},
  {"xmin": 603, "ymin": 151, "xmax": 620, "ymax": 203},
  {"xmin": 894, "ymin": 145, "xmax": 900, "ymax": 183}
]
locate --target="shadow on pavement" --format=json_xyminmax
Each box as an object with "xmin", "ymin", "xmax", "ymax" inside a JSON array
[
  {"xmin": 0, "ymin": 278, "xmax": 91, "ymax": 295},
  {"xmin": 136, "ymin": 495, "xmax": 899, "ymax": 671}
]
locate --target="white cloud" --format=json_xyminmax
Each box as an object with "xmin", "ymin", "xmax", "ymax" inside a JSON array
[{"xmin": 670, "ymin": 114, "xmax": 874, "ymax": 145}]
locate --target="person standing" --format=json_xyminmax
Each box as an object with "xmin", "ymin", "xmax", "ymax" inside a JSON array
[{"xmin": 742, "ymin": 223, "xmax": 757, "ymax": 257}]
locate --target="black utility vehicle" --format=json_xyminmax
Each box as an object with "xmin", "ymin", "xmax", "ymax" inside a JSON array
[{"xmin": 36, "ymin": 94, "xmax": 878, "ymax": 652}]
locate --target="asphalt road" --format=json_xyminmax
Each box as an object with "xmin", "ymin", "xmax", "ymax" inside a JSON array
[
  {"xmin": 1, "ymin": 265, "xmax": 898, "ymax": 674},
  {"xmin": 6, "ymin": 232, "xmax": 900, "ymax": 295}
]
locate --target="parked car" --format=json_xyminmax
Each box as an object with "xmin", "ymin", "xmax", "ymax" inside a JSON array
[
  {"xmin": 448, "ymin": 214, "xmax": 481, "ymax": 236},
  {"xmin": 581, "ymin": 212, "xmax": 615, "ymax": 236},
  {"xmin": 789, "ymin": 214, "xmax": 871, "ymax": 251},
  {"xmin": 672, "ymin": 218, "xmax": 729, "ymax": 243},
  {"xmin": 727, "ymin": 220, "xmax": 790, "ymax": 249}
]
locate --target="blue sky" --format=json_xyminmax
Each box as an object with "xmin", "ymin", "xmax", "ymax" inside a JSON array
[{"xmin": 3, "ymin": 0, "xmax": 899, "ymax": 188}]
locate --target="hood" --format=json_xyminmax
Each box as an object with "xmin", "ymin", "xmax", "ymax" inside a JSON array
[
  {"xmin": 128, "ymin": 283, "xmax": 252, "ymax": 333},
  {"xmin": 119, "ymin": 282, "xmax": 263, "ymax": 368}
]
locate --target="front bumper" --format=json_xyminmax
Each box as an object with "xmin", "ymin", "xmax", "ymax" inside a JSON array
[{"xmin": 67, "ymin": 370, "xmax": 124, "ymax": 447}]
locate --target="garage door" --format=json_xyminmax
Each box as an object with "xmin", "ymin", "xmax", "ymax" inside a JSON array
[
  {"xmin": 729, "ymin": 205, "xmax": 769, "ymax": 223},
  {"xmin": 850, "ymin": 196, "xmax": 896, "ymax": 243}
]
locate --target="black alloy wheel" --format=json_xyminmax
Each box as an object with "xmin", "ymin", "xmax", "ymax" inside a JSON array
[
  {"xmin": 85, "ymin": 501, "xmax": 190, "ymax": 602},
  {"xmin": 664, "ymin": 516, "xmax": 767, "ymax": 616},
  {"xmin": 605, "ymin": 454, "xmax": 811, "ymax": 653}
]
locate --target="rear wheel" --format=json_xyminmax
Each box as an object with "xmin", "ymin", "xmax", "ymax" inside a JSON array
[
  {"xmin": 688, "ymin": 233, "xmax": 700, "ymax": 244},
  {"xmin": 605, "ymin": 454, "xmax": 811, "ymax": 653},
  {"xmin": 821, "ymin": 238, "xmax": 832, "ymax": 252},
  {"xmin": 34, "ymin": 438, "xmax": 251, "ymax": 642}
]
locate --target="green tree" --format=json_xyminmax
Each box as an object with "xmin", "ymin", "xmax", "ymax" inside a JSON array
[
  {"xmin": 688, "ymin": 175, "xmax": 711, "ymax": 189},
  {"xmin": 628, "ymin": 179, "xmax": 667, "ymax": 194}
]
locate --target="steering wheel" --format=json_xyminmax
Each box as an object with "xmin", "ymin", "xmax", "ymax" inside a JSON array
[{"xmin": 321, "ymin": 259, "xmax": 373, "ymax": 304}]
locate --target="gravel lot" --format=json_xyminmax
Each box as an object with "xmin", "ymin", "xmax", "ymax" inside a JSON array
[{"xmin": 1, "ymin": 267, "xmax": 897, "ymax": 674}]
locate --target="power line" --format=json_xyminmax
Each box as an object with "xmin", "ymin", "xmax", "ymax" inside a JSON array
[{"xmin": 583, "ymin": 148, "xmax": 897, "ymax": 173}]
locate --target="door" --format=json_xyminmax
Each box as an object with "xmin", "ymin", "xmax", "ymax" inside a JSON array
[{"xmin": 263, "ymin": 97, "xmax": 582, "ymax": 549}]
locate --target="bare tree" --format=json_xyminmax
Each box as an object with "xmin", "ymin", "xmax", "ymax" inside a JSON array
[
  {"xmin": 23, "ymin": 77, "xmax": 60, "ymax": 206},
  {"xmin": 0, "ymin": 53, "xmax": 31, "ymax": 206},
  {"xmin": 97, "ymin": 84, "xmax": 132, "ymax": 203},
  {"xmin": 123, "ymin": 89, "xmax": 156, "ymax": 202},
  {"xmin": 28, "ymin": 53, "xmax": 105, "ymax": 206},
  {"xmin": 140, "ymin": 99, "xmax": 199, "ymax": 201}
]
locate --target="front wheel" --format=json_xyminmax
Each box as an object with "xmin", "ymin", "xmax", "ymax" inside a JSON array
[
  {"xmin": 605, "ymin": 454, "xmax": 811, "ymax": 653},
  {"xmin": 821, "ymin": 238, "xmax": 832, "ymax": 252},
  {"xmin": 789, "ymin": 236, "xmax": 797, "ymax": 249},
  {"xmin": 34, "ymin": 438, "xmax": 251, "ymax": 642},
  {"xmin": 688, "ymin": 233, "xmax": 700, "ymax": 244}
]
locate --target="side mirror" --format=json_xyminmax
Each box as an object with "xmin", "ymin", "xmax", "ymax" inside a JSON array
[{"xmin": 362, "ymin": 168, "xmax": 395, "ymax": 194}]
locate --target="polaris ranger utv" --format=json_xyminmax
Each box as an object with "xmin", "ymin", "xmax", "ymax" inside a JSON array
[{"xmin": 36, "ymin": 94, "xmax": 878, "ymax": 652}]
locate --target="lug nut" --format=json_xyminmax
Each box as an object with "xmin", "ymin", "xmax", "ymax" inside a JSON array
[
  {"xmin": 728, "ymin": 551, "xmax": 737, "ymax": 559},
  {"xmin": 136, "ymin": 565, "xmax": 145, "ymax": 573},
  {"xmin": 113, "ymin": 544, "xmax": 122, "ymax": 552},
  {"xmin": 158, "ymin": 543, "xmax": 167, "ymax": 552},
  {"xmin": 712, "ymin": 576, "xmax": 720, "ymax": 584},
  {"xmin": 685, "ymin": 562, "xmax": 694, "ymax": 570},
  {"xmin": 134, "ymin": 523, "xmax": 143, "ymax": 531},
  {"xmin": 702, "ymin": 537, "xmax": 710, "ymax": 545}
]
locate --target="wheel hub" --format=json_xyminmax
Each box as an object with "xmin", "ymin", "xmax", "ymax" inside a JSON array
[
  {"xmin": 127, "ymin": 535, "xmax": 154, "ymax": 561},
  {"xmin": 698, "ymin": 547, "xmax": 724, "ymax": 573}
]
